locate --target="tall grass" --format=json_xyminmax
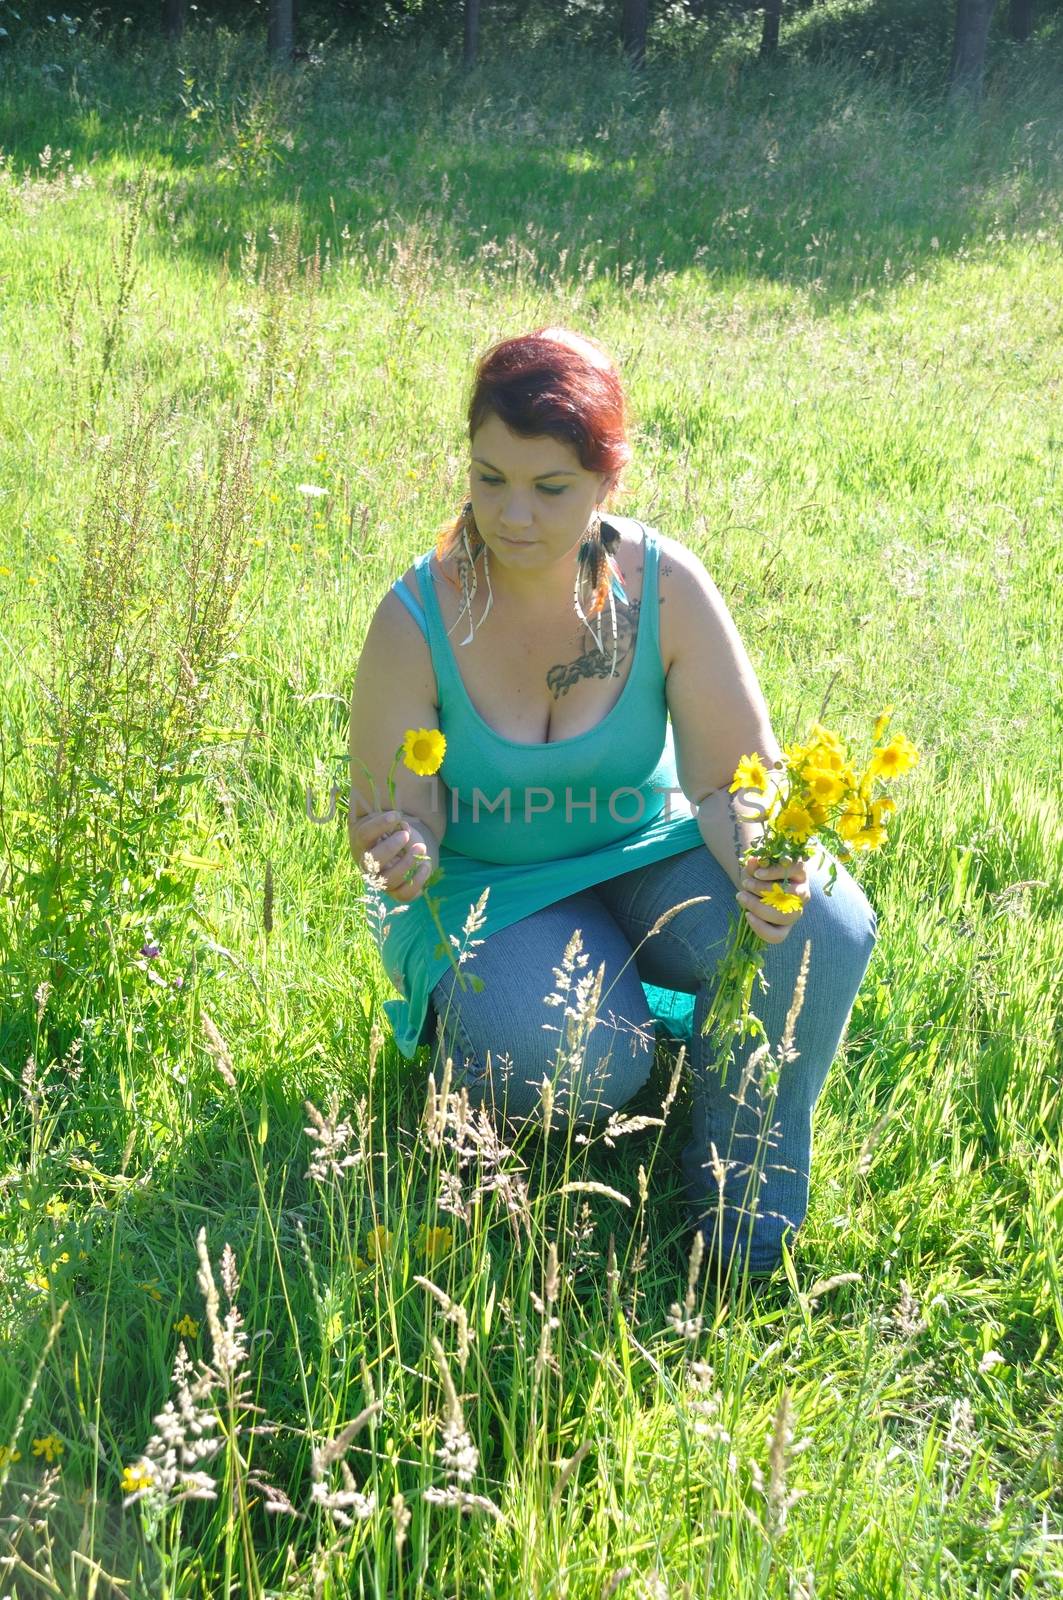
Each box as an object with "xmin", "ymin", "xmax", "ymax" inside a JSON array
[{"xmin": 0, "ymin": 21, "xmax": 1061, "ymax": 1598}]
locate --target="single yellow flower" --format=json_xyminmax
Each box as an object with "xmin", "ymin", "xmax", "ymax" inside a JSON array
[
  {"xmin": 801, "ymin": 767, "xmax": 849, "ymax": 807},
  {"xmin": 174, "ymin": 1314, "xmax": 200, "ymax": 1337},
  {"xmin": 45, "ymin": 1197, "xmax": 70, "ymax": 1219},
  {"xmin": 27, "ymin": 1272, "xmax": 49, "ymax": 1292},
  {"xmin": 121, "ymin": 1462, "xmax": 154, "ymax": 1494},
  {"xmin": 0, "ymin": 564, "xmax": 11, "ymax": 577},
  {"xmin": 836, "ymin": 798, "xmax": 868, "ymax": 840},
  {"xmin": 872, "ymin": 705, "xmax": 894, "ymax": 743},
  {"xmin": 866, "ymin": 734, "xmax": 920, "ymax": 781},
  {"xmin": 0, "ymin": 1445, "xmax": 21, "ymax": 1467},
  {"xmin": 774, "ymin": 801, "xmax": 816, "ymax": 842},
  {"xmin": 805, "ymin": 721, "xmax": 844, "ymax": 753},
  {"xmin": 729, "ymin": 752, "xmax": 770, "ymax": 794},
  {"xmin": 138, "ymin": 1280, "xmax": 163, "ymax": 1303},
  {"xmin": 32, "ymin": 1435, "xmax": 63, "ymax": 1464},
  {"xmin": 289, "ymin": 541, "xmax": 303, "ymax": 554},
  {"xmin": 402, "ymin": 727, "xmax": 446, "ymax": 777},
  {"xmin": 415, "ymin": 1224, "xmax": 453, "ymax": 1261},
  {"xmin": 364, "ymin": 1225, "xmax": 394, "ymax": 1263},
  {"xmin": 759, "ymin": 883, "xmax": 803, "ymax": 915},
  {"xmin": 850, "ymin": 823, "xmax": 888, "ymax": 852}
]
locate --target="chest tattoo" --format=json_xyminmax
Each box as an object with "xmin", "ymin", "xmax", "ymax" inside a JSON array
[{"xmin": 545, "ymin": 599, "xmax": 642, "ymax": 700}]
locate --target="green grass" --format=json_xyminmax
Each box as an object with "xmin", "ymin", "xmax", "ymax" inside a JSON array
[{"xmin": 1, "ymin": 20, "xmax": 1062, "ymax": 1598}]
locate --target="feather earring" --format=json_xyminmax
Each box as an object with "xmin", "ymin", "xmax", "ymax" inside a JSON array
[
  {"xmin": 573, "ymin": 510, "xmax": 620, "ymax": 678},
  {"xmin": 447, "ymin": 502, "xmax": 494, "ymax": 646}
]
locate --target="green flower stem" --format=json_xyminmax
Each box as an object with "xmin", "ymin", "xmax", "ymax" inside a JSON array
[{"xmin": 698, "ymin": 913, "xmax": 770, "ymax": 1087}]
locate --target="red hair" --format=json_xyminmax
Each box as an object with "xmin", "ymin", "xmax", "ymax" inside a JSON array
[{"xmin": 435, "ymin": 327, "xmax": 633, "ymax": 618}]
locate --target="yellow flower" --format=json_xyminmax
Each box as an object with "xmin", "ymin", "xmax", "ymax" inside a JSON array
[
  {"xmin": 32, "ymin": 1434, "xmax": 63, "ymax": 1464},
  {"xmin": 801, "ymin": 767, "xmax": 849, "ymax": 808},
  {"xmin": 138, "ymin": 1280, "xmax": 163, "ymax": 1303},
  {"xmin": 774, "ymin": 801, "xmax": 816, "ymax": 842},
  {"xmin": 364, "ymin": 1225, "xmax": 394, "ymax": 1263},
  {"xmin": 729, "ymin": 752, "xmax": 770, "ymax": 794},
  {"xmin": 121, "ymin": 1462, "xmax": 154, "ymax": 1494},
  {"xmin": 252, "ymin": 537, "xmax": 266, "ymax": 548},
  {"xmin": 850, "ymin": 823, "xmax": 887, "ymax": 852},
  {"xmin": 866, "ymin": 734, "xmax": 920, "ymax": 782},
  {"xmin": 805, "ymin": 720, "xmax": 844, "ymax": 753},
  {"xmin": 0, "ymin": 565, "xmax": 11, "ymax": 577},
  {"xmin": 289, "ymin": 541, "xmax": 303, "ymax": 554},
  {"xmin": 872, "ymin": 705, "xmax": 894, "ymax": 743},
  {"xmin": 836, "ymin": 798, "xmax": 868, "ymax": 840},
  {"xmin": 27, "ymin": 1272, "xmax": 49, "ymax": 1292},
  {"xmin": 415, "ymin": 1224, "xmax": 453, "ymax": 1261},
  {"xmin": 402, "ymin": 728, "xmax": 446, "ymax": 777},
  {"xmin": 45, "ymin": 1198, "xmax": 70, "ymax": 1219},
  {"xmin": 314, "ymin": 451, "xmax": 327, "ymax": 463},
  {"xmin": 0, "ymin": 1445, "xmax": 21, "ymax": 1467},
  {"xmin": 174, "ymin": 1314, "xmax": 199, "ymax": 1337},
  {"xmin": 759, "ymin": 883, "xmax": 803, "ymax": 915}
]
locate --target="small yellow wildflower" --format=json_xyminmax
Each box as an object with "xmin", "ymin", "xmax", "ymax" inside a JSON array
[
  {"xmin": 0, "ymin": 1445, "xmax": 21, "ymax": 1467},
  {"xmin": 314, "ymin": 451, "xmax": 327, "ymax": 463},
  {"xmin": 27, "ymin": 1272, "xmax": 49, "ymax": 1292},
  {"xmin": 0, "ymin": 564, "xmax": 11, "ymax": 577},
  {"xmin": 121, "ymin": 1462, "xmax": 154, "ymax": 1494},
  {"xmin": 415, "ymin": 1223, "xmax": 454, "ymax": 1261},
  {"xmin": 289, "ymin": 541, "xmax": 303, "ymax": 554},
  {"xmin": 46, "ymin": 554, "xmax": 58, "ymax": 564},
  {"xmin": 759, "ymin": 882, "xmax": 803, "ymax": 915},
  {"xmin": 45, "ymin": 1197, "xmax": 70, "ymax": 1219},
  {"xmin": 315, "ymin": 544, "xmax": 328, "ymax": 558},
  {"xmin": 32, "ymin": 1435, "xmax": 63, "ymax": 1464},
  {"xmin": 730, "ymin": 753, "xmax": 770, "ymax": 794},
  {"xmin": 872, "ymin": 705, "xmax": 894, "ymax": 743},
  {"xmin": 402, "ymin": 727, "xmax": 446, "ymax": 777},
  {"xmin": 174, "ymin": 1314, "xmax": 199, "ymax": 1337},
  {"xmin": 866, "ymin": 734, "xmax": 920, "ymax": 782},
  {"xmin": 803, "ymin": 768, "xmax": 849, "ymax": 807},
  {"xmin": 364, "ymin": 1225, "xmax": 394, "ymax": 1263},
  {"xmin": 138, "ymin": 1280, "xmax": 163, "ymax": 1303},
  {"xmin": 252, "ymin": 537, "xmax": 266, "ymax": 548},
  {"xmin": 28, "ymin": 575, "xmax": 38, "ymax": 586},
  {"xmin": 774, "ymin": 801, "xmax": 816, "ymax": 842}
]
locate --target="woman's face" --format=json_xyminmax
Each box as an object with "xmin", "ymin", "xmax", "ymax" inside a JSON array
[{"xmin": 468, "ymin": 413, "xmax": 611, "ymax": 577}]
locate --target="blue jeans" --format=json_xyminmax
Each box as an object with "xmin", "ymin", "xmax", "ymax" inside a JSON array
[{"xmin": 429, "ymin": 845, "xmax": 877, "ymax": 1277}]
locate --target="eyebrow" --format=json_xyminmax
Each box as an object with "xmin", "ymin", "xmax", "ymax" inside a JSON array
[{"xmin": 472, "ymin": 456, "xmax": 579, "ymax": 479}]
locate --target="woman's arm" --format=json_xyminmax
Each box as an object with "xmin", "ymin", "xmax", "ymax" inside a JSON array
[{"xmin": 660, "ymin": 537, "xmax": 786, "ymax": 890}]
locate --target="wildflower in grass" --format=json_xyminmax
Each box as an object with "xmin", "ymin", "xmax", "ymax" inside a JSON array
[
  {"xmin": 289, "ymin": 541, "xmax": 303, "ymax": 554},
  {"xmin": 415, "ymin": 1223, "xmax": 453, "ymax": 1261},
  {"xmin": 44, "ymin": 1196, "xmax": 69, "ymax": 1219},
  {"xmin": 0, "ymin": 564, "xmax": 10, "ymax": 577},
  {"xmin": 138, "ymin": 1280, "xmax": 164, "ymax": 1303},
  {"xmin": 121, "ymin": 1461, "xmax": 155, "ymax": 1494},
  {"xmin": 174, "ymin": 1314, "xmax": 200, "ymax": 1338},
  {"xmin": 0, "ymin": 1445, "xmax": 21, "ymax": 1467},
  {"xmin": 26, "ymin": 1272, "xmax": 49, "ymax": 1292},
  {"xmin": 699, "ymin": 707, "xmax": 919, "ymax": 1082},
  {"xmin": 32, "ymin": 1434, "xmax": 63, "ymax": 1463},
  {"xmin": 364, "ymin": 1225, "xmax": 394, "ymax": 1263}
]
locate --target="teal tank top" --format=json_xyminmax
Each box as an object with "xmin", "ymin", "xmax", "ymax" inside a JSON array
[{"xmin": 369, "ymin": 517, "xmax": 706, "ymax": 1059}]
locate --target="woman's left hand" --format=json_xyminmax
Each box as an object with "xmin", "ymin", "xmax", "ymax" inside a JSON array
[{"xmin": 737, "ymin": 854, "xmax": 812, "ymax": 945}]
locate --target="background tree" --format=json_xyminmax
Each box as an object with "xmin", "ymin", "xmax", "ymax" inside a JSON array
[
  {"xmin": 760, "ymin": 0, "xmax": 783, "ymax": 58},
  {"xmin": 1009, "ymin": 0, "xmax": 1035, "ymax": 39},
  {"xmin": 269, "ymin": 0, "xmax": 294, "ymax": 63},
  {"xmin": 622, "ymin": 0, "xmax": 649, "ymax": 69},
  {"xmin": 948, "ymin": 0, "xmax": 997, "ymax": 98},
  {"xmin": 161, "ymin": 0, "xmax": 185, "ymax": 41},
  {"xmin": 464, "ymin": 0, "xmax": 480, "ymax": 67}
]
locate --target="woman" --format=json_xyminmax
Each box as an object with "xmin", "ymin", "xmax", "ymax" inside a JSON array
[{"xmin": 348, "ymin": 327, "xmax": 877, "ymax": 1279}]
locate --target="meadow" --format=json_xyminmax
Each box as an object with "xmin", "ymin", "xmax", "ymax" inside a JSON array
[{"xmin": 1, "ymin": 15, "xmax": 1062, "ymax": 1597}]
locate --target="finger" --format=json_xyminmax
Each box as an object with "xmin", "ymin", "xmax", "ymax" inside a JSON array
[
  {"xmin": 358, "ymin": 811, "xmax": 405, "ymax": 851},
  {"xmin": 373, "ymin": 828, "xmax": 412, "ymax": 872}
]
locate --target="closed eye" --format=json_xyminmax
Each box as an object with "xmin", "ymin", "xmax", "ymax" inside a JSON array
[{"xmin": 477, "ymin": 474, "xmax": 566, "ymax": 496}]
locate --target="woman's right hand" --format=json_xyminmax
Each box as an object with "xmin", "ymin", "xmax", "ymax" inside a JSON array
[{"xmin": 352, "ymin": 809, "xmax": 434, "ymax": 904}]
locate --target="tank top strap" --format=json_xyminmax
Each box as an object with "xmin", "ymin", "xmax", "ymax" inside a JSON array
[
  {"xmin": 413, "ymin": 550, "xmax": 469, "ymax": 706},
  {"xmin": 637, "ymin": 522, "xmax": 662, "ymax": 680}
]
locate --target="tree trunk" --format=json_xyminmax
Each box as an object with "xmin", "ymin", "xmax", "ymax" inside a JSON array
[
  {"xmin": 621, "ymin": 0, "xmax": 649, "ymax": 70},
  {"xmin": 948, "ymin": 0, "xmax": 996, "ymax": 98},
  {"xmin": 759, "ymin": 0, "xmax": 782, "ymax": 58},
  {"xmin": 464, "ymin": 0, "xmax": 480, "ymax": 68},
  {"xmin": 268, "ymin": 0, "xmax": 294, "ymax": 63},
  {"xmin": 1009, "ymin": 0, "xmax": 1033, "ymax": 41},
  {"xmin": 162, "ymin": 0, "xmax": 186, "ymax": 41}
]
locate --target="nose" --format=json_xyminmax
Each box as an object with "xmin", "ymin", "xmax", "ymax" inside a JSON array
[{"xmin": 500, "ymin": 492, "xmax": 534, "ymax": 531}]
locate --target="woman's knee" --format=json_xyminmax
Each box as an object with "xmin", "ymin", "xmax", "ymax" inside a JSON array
[{"xmin": 802, "ymin": 858, "xmax": 878, "ymax": 976}]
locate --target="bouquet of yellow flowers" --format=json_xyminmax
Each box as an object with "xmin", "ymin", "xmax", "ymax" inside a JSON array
[{"xmin": 701, "ymin": 706, "xmax": 919, "ymax": 1082}]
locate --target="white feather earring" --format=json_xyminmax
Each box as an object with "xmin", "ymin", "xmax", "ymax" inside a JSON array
[{"xmin": 447, "ymin": 507, "xmax": 494, "ymax": 646}]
